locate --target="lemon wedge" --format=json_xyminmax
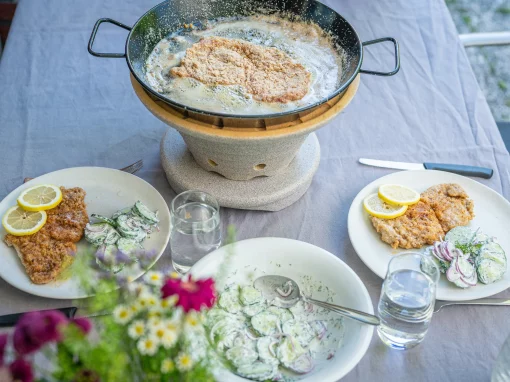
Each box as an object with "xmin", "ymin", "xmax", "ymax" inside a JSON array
[
  {"xmin": 2, "ymin": 206, "xmax": 47, "ymax": 236},
  {"xmin": 378, "ymin": 184, "xmax": 420, "ymax": 206},
  {"xmin": 363, "ymin": 193, "xmax": 408, "ymax": 219},
  {"xmin": 17, "ymin": 184, "xmax": 62, "ymax": 211}
]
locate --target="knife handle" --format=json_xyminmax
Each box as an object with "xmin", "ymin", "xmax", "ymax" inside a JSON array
[
  {"xmin": 423, "ymin": 163, "xmax": 493, "ymax": 179},
  {"xmin": 0, "ymin": 307, "xmax": 77, "ymax": 328}
]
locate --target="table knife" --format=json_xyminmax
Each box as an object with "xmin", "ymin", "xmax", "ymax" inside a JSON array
[
  {"xmin": 0, "ymin": 307, "xmax": 110, "ymax": 327},
  {"xmin": 434, "ymin": 298, "xmax": 510, "ymax": 313},
  {"xmin": 359, "ymin": 158, "xmax": 493, "ymax": 179}
]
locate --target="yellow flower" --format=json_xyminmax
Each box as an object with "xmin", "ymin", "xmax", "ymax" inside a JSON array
[
  {"xmin": 176, "ymin": 352, "xmax": 193, "ymax": 372},
  {"xmin": 128, "ymin": 320, "xmax": 145, "ymax": 339},
  {"xmin": 137, "ymin": 335, "xmax": 159, "ymax": 356},
  {"xmin": 161, "ymin": 358, "xmax": 175, "ymax": 374},
  {"xmin": 113, "ymin": 305, "xmax": 133, "ymax": 325},
  {"xmin": 144, "ymin": 270, "xmax": 164, "ymax": 286}
]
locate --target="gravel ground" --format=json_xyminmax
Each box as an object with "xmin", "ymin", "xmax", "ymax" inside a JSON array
[{"xmin": 446, "ymin": 0, "xmax": 510, "ymax": 122}]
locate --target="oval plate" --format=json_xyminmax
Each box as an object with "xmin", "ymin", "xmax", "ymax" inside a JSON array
[
  {"xmin": 348, "ymin": 170, "xmax": 510, "ymax": 301},
  {"xmin": 190, "ymin": 237, "xmax": 373, "ymax": 382},
  {"xmin": 0, "ymin": 167, "xmax": 170, "ymax": 299}
]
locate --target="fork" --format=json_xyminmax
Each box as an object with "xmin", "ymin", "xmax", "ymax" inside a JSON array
[{"xmin": 23, "ymin": 159, "xmax": 144, "ymax": 183}]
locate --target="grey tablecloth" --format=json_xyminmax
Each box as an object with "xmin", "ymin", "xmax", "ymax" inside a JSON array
[{"xmin": 1, "ymin": 0, "xmax": 509, "ymax": 381}]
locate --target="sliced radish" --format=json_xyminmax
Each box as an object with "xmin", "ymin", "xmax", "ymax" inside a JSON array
[{"xmin": 446, "ymin": 266, "xmax": 461, "ymax": 282}]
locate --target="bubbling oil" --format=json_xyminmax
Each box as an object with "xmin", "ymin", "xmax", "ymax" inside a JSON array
[{"xmin": 145, "ymin": 14, "xmax": 345, "ymax": 115}]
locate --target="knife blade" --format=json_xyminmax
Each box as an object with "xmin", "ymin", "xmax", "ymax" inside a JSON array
[
  {"xmin": 359, "ymin": 158, "xmax": 493, "ymax": 179},
  {"xmin": 434, "ymin": 298, "xmax": 510, "ymax": 313}
]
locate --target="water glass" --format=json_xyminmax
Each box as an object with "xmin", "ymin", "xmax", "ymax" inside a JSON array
[
  {"xmin": 170, "ymin": 190, "xmax": 221, "ymax": 274},
  {"xmin": 377, "ymin": 252, "xmax": 439, "ymax": 350}
]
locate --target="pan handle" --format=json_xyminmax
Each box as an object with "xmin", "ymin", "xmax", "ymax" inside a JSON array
[
  {"xmin": 360, "ymin": 37, "xmax": 400, "ymax": 76},
  {"xmin": 88, "ymin": 18, "xmax": 132, "ymax": 58}
]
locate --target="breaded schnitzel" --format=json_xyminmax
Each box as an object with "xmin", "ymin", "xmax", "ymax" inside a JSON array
[
  {"xmin": 170, "ymin": 36, "xmax": 311, "ymax": 103},
  {"xmin": 5, "ymin": 187, "xmax": 88, "ymax": 284},
  {"xmin": 371, "ymin": 183, "xmax": 475, "ymax": 249},
  {"xmin": 371, "ymin": 201, "xmax": 444, "ymax": 249},
  {"xmin": 421, "ymin": 183, "xmax": 474, "ymax": 232}
]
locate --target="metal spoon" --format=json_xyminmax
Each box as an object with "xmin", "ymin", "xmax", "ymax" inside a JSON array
[{"xmin": 254, "ymin": 275, "xmax": 380, "ymax": 326}]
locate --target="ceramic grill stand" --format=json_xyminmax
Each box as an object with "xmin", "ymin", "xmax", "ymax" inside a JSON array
[{"xmin": 131, "ymin": 75, "xmax": 360, "ymax": 211}]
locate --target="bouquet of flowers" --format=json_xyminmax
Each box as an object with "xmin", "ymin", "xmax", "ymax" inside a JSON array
[{"xmin": 0, "ymin": 250, "xmax": 220, "ymax": 382}]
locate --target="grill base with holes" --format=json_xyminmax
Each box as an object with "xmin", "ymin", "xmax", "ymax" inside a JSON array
[{"xmin": 132, "ymin": 74, "xmax": 359, "ymax": 210}]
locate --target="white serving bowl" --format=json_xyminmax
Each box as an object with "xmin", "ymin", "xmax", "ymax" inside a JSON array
[{"xmin": 190, "ymin": 237, "xmax": 374, "ymax": 382}]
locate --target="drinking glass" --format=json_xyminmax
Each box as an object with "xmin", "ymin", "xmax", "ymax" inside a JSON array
[
  {"xmin": 377, "ymin": 252, "xmax": 439, "ymax": 350},
  {"xmin": 170, "ymin": 190, "xmax": 221, "ymax": 274}
]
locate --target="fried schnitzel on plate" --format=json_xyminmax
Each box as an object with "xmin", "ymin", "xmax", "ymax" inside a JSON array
[
  {"xmin": 348, "ymin": 170, "xmax": 510, "ymax": 301},
  {"xmin": 0, "ymin": 167, "xmax": 170, "ymax": 299}
]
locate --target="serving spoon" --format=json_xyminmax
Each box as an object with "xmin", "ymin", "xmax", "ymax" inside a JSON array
[{"xmin": 254, "ymin": 275, "xmax": 380, "ymax": 326}]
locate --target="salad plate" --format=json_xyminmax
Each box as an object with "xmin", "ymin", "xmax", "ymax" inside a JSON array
[
  {"xmin": 348, "ymin": 170, "xmax": 510, "ymax": 301},
  {"xmin": 190, "ymin": 237, "xmax": 373, "ymax": 382},
  {"xmin": 0, "ymin": 167, "xmax": 171, "ymax": 299}
]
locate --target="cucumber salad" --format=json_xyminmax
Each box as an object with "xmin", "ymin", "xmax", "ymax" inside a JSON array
[
  {"xmin": 206, "ymin": 284, "xmax": 343, "ymax": 381},
  {"xmin": 422, "ymin": 226, "xmax": 507, "ymax": 288},
  {"xmin": 84, "ymin": 201, "xmax": 159, "ymax": 273}
]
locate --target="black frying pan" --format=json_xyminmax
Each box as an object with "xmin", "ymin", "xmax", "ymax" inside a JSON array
[{"xmin": 88, "ymin": 0, "xmax": 400, "ymax": 120}]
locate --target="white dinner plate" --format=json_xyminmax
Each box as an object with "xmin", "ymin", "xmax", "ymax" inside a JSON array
[
  {"xmin": 348, "ymin": 170, "xmax": 510, "ymax": 301},
  {"xmin": 190, "ymin": 238, "xmax": 374, "ymax": 382},
  {"xmin": 0, "ymin": 167, "xmax": 170, "ymax": 299}
]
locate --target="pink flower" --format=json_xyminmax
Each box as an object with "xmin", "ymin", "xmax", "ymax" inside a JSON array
[
  {"xmin": 0, "ymin": 333, "xmax": 7, "ymax": 366},
  {"xmin": 161, "ymin": 277, "xmax": 216, "ymax": 313},
  {"xmin": 72, "ymin": 318, "xmax": 92, "ymax": 335},
  {"xmin": 13, "ymin": 310, "xmax": 68, "ymax": 355},
  {"xmin": 9, "ymin": 359, "xmax": 33, "ymax": 382}
]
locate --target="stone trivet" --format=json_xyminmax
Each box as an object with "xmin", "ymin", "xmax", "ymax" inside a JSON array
[{"xmin": 161, "ymin": 128, "xmax": 321, "ymax": 211}]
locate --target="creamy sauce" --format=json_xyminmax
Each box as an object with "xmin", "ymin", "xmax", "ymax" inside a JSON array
[{"xmin": 145, "ymin": 15, "xmax": 345, "ymax": 115}]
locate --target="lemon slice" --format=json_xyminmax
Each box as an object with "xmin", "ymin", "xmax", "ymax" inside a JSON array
[
  {"xmin": 378, "ymin": 184, "xmax": 420, "ymax": 206},
  {"xmin": 363, "ymin": 193, "xmax": 408, "ymax": 219},
  {"xmin": 2, "ymin": 206, "xmax": 47, "ymax": 236},
  {"xmin": 17, "ymin": 184, "xmax": 62, "ymax": 211}
]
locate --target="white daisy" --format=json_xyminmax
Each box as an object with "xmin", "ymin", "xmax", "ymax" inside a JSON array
[
  {"xmin": 160, "ymin": 295, "xmax": 178, "ymax": 310},
  {"xmin": 176, "ymin": 352, "xmax": 194, "ymax": 372},
  {"xmin": 160, "ymin": 329, "xmax": 178, "ymax": 349},
  {"xmin": 137, "ymin": 335, "xmax": 159, "ymax": 356},
  {"xmin": 150, "ymin": 322, "xmax": 168, "ymax": 340},
  {"xmin": 137, "ymin": 292, "xmax": 158, "ymax": 310},
  {"xmin": 162, "ymin": 319, "xmax": 179, "ymax": 332},
  {"xmin": 113, "ymin": 305, "xmax": 133, "ymax": 325},
  {"xmin": 144, "ymin": 270, "xmax": 164, "ymax": 286},
  {"xmin": 147, "ymin": 316, "xmax": 163, "ymax": 327},
  {"xmin": 161, "ymin": 358, "xmax": 175, "ymax": 374},
  {"xmin": 128, "ymin": 320, "xmax": 146, "ymax": 339},
  {"xmin": 184, "ymin": 311, "xmax": 202, "ymax": 330}
]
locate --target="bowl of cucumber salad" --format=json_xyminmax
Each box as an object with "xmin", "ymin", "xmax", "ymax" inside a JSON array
[{"xmin": 190, "ymin": 237, "xmax": 374, "ymax": 382}]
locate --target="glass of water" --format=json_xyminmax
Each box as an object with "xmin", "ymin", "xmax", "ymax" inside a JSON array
[
  {"xmin": 170, "ymin": 190, "xmax": 221, "ymax": 274},
  {"xmin": 377, "ymin": 252, "xmax": 439, "ymax": 350}
]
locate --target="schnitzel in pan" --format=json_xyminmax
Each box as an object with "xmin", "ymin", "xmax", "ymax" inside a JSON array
[
  {"xmin": 4, "ymin": 187, "xmax": 88, "ymax": 284},
  {"xmin": 170, "ymin": 36, "xmax": 311, "ymax": 103},
  {"xmin": 371, "ymin": 183, "xmax": 474, "ymax": 249}
]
